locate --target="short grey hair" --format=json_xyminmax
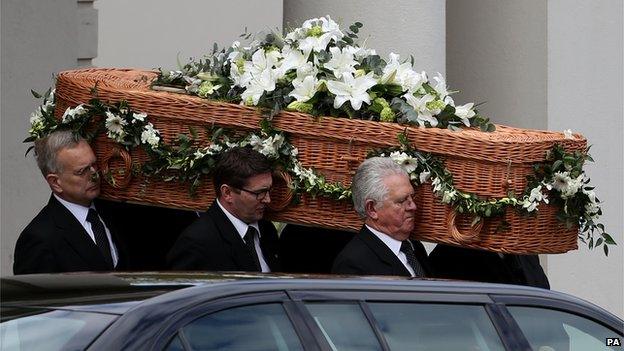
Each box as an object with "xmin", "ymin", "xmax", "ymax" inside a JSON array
[
  {"xmin": 34, "ymin": 130, "xmax": 85, "ymax": 176},
  {"xmin": 351, "ymin": 157, "xmax": 408, "ymax": 218}
]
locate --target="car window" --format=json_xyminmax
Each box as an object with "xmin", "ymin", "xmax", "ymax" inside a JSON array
[
  {"xmin": 304, "ymin": 302, "xmax": 382, "ymax": 351},
  {"xmin": 507, "ymin": 306, "xmax": 622, "ymax": 351},
  {"xmin": 0, "ymin": 309, "xmax": 116, "ymax": 351},
  {"xmin": 179, "ymin": 303, "xmax": 303, "ymax": 351},
  {"xmin": 164, "ymin": 334, "xmax": 185, "ymax": 351},
  {"xmin": 367, "ymin": 303, "xmax": 506, "ymax": 351}
]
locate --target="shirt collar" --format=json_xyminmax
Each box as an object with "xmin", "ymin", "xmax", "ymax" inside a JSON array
[
  {"xmin": 54, "ymin": 194, "xmax": 93, "ymax": 227},
  {"xmin": 365, "ymin": 224, "xmax": 402, "ymax": 256},
  {"xmin": 216, "ymin": 199, "xmax": 260, "ymax": 240}
]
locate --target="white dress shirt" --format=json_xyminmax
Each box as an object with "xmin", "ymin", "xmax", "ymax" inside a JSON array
[
  {"xmin": 54, "ymin": 194, "xmax": 119, "ymax": 267},
  {"xmin": 366, "ymin": 225, "xmax": 415, "ymax": 277},
  {"xmin": 217, "ymin": 199, "xmax": 270, "ymax": 272}
]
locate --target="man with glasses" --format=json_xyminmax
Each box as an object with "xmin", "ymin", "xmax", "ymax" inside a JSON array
[
  {"xmin": 14, "ymin": 130, "xmax": 125, "ymax": 274},
  {"xmin": 167, "ymin": 146, "xmax": 280, "ymax": 272},
  {"xmin": 332, "ymin": 157, "xmax": 431, "ymax": 277}
]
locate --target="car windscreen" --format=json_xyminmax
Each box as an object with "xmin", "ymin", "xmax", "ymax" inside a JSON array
[{"xmin": 0, "ymin": 307, "xmax": 117, "ymax": 351}]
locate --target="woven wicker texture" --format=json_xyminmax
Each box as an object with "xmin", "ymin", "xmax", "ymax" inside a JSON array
[{"xmin": 55, "ymin": 68, "xmax": 587, "ymax": 253}]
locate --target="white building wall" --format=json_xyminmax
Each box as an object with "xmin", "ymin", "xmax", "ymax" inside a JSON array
[
  {"xmin": 1, "ymin": 0, "xmax": 98, "ymax": 275},
  {"xmin": 447, "ymin": 0, "xmax": 623, "ymax": 317},
  {"xmin": 546, "ymin": 0, "xmax": 623, "ymax": 318},
  {"xmin": 93, "ymin": 0, "xmax": 283, "ymax": 70}
]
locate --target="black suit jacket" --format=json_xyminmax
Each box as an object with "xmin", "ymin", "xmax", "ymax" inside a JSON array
[
  {"xmin": 429, "ymin": 244, "xmax": 550, "ymax": 289},
  {"xmin": 166, "ymin": 201, "xmax": 280, "ymax": 272},
  {"xmin": 13, "ymin": 195, "xmax": 127, "ymax": 274},
  {"xmin": 331, "ymin": 226, "xmax": 431, "ymax": 277}
]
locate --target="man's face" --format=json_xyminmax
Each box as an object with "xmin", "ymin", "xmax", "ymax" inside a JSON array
[
  {"xmin": 367, "ymin": 173, "xmax": 417, "ymax": 241},
  {"xmin": 222, "ymin": 172, "xmax": 273, "ymax": 224},
  {"xmin": 47, "ymin": 141, "xmax": 100, "ymax": 207}
]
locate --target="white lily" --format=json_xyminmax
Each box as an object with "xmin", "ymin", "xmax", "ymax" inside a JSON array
[
  {"xmin": 299, "ymin": 34, "xmax": 333, "ymax": 55},
  {"xmin": 276, "ymin": 46, "xmax": 308, "ymax": 79},
  {"xmin": 295, "ymin": 61, "xmax": 318, "ymax": 81},
  {"xmin": 563, "ymin": 129, "xmax": 574, "ymax": 139},
  {"xmin": 324, "ymin": 46, "xmax": 357, "ymax": 79},
  {"xmin": 298, "ymin": 16, "xmax": 344, "ymax": 54},
  {"xmin": 401, "ymin": 70, "xmax": 428, "ymax": 93},
  {"xmin": 326, "ymin": 71, "xmax": 377, "ymax": 110},
  {"xmin": 380, "ymin": 53, "xmax": 426, "ymax": 93},
  {"xmin": 403, "ymin": 93, "xmax": 440, "ymax": 127},
  {"xmin": 454, "ymin": 103, "xmax": 475, "ymax": 126},
  {"xmin": 243, "ymin": 49, "xmax": 280, "ymax": 78},
  {"xmin": 241, "ymin": 68, "xmax": 277, "ymax": 106},
  {"xmin": 289, "ymin": 75, "xmax": 322, "ymax": 102},
  {"xmin": 404, "ymin": 93, "xmax": 433, "ymax": 112},
  {"xmin": 432, "ymin": 72, "xmax": 449, "ymax": 97}
]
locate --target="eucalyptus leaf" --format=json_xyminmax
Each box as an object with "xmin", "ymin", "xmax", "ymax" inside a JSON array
[{"xmin": 603, "ymin": 233, "xmax": 616, "ymax": 245}]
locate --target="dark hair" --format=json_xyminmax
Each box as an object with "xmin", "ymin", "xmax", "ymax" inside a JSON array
[{"xmin": 213, "ymin": 146, "xmax": 272, "ymax": 196}]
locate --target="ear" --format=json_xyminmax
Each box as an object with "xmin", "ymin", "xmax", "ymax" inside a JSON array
[
  {"xmin": 364, "ymin": 199, "xmax": 379, "ymax": 220},
  {"xmin": 220, "ymin": 184, "xmax": 233, "ymax": 203},
  {"xmin": 45, "ymin": 173, "xmax": 63, "ymax": 194}
]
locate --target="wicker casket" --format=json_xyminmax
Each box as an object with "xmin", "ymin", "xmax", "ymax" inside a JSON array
[{"xmin": 54, "ymin": 68, "xmax": 586, "ymax": 254}]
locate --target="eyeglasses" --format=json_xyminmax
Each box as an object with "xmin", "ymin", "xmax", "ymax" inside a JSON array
[{"xmin": 236, "ymin": 187, "xmax": 272, "ymax": 201}]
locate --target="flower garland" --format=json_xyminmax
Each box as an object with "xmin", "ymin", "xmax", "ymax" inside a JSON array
[
  {"xmin": 153, "ymin": 16, "xmax": 495, "ymax": 132},
  {"xmin": 25, "ymin": 91, "xmax": 615, "ymax": 255}
]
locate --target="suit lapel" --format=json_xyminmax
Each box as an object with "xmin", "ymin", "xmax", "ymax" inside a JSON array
[
  {"xmin": 359, "ymin": 226, "xmax": 411, "ymax": 276},
  {"xmin": 209, "ymin": 202, "xmax": 258, "ymax": 271},
  {"xmin": 48, "ymin": 196, "xmax": 109, "ymax": 270}
]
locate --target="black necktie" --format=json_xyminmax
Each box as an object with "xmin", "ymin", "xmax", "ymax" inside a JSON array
[
  {"xmin": 400, "ymin": 240, "xmax": 426, "ymax": 277},
  {"xmin": 87, "ymin": 208, "xmax": 114, "ymax": 269},
  {"xmin": 244, "ymin": 226, "xmax": 262, "ymax": 272}
]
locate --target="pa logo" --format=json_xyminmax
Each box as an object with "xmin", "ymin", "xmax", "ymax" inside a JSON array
[{"xmin": 606, "ymin": 337, "xmax": 621, "ymax": 347}]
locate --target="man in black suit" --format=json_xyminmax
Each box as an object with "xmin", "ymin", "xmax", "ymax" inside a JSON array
[
  {"xmin": 14, "ymin": 130, "xmax": 125, "ymax": 274},
  {"xmin": 429, "ymin": 244, "xmax": 550, "ymax": 289},
  {"xmin": 167, "ymin": 147, "xmax": 280, "ymax": 272},
  {"xmin": 332, "ymin": 157, "xmax": 431, "ymax": 277}
]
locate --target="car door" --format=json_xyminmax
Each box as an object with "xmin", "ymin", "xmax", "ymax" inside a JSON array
[
  {"xmin": 152, "ymin": 291, "xmax": 322, "ymax": 351},
  {"xmin": 493, "ymin": 295, "xmax": 624, "ymax": 351},
  {"xmin": 288, "ymin": 289, "xmax": 527, "ymax": 351}
]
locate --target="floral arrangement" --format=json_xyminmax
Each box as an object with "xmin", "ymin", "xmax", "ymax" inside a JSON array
[
  {"xmin": 153, "ymin": 16, "xmax": 495, "ymax": 132},
  {"xmin": 25, "ymin": 89, "xmax": 615, "ymax": 255}
]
